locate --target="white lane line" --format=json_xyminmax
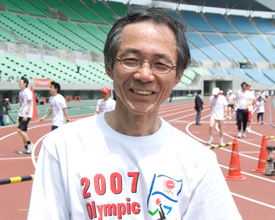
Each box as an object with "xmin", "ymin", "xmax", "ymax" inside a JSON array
[
  {"xmin": 231, "ymin": 193, "xmax": 275, "ymax": 210},
  {"xmin": 0, "ymin": 156, "xmax": 37, "ymax": 161},
  {"xmin": 31, "ymin": 133, "xmax": 50, "ymax": 168}
]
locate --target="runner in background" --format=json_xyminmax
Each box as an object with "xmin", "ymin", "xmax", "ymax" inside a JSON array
[
  {"xmin": 0, "ymin": 98, "xmax": 9, "ymax": 126},
  {"xmin": 208, "ymin": 87, "xmax": 228, "ymax": 145},
  {"xmin": 235, "ymin": 82, "xmax": 253, "ymax": 138},
  {"xmin": 39, "ymin": 81, "xmax": 69, "ymax": 131},
  {"xmin": 94, "ymin": 87, "xmax": 116, "ymax": 115},
  {"xmin": 246, "ymin": 86, "xmax": 256, "ymax": 133},
  {"xmin": 17, "ymin": 77, "xmax": 34, "ymax": 154},
  {"xmin": 256, "ymin": 95, "xmax": 266, "ymax": 124},
  {"xmin": 226, "ymin": 90, "xmax": 235, "ymax": 120}
]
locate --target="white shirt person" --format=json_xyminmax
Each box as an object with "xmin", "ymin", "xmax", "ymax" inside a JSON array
[
  {"xmin": 94, "ymin": 87, "xmax": 116, "ymax": 115},
  {"xmin": 39, "ymin": 81, "xmax": 69, "ymax": 131}
]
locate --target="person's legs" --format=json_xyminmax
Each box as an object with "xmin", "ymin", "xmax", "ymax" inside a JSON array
[
  {"xmin": 0, "ymin": 114, "xmax": 4, "ymax": 125},
  {"xmin": 17, "ymin": 117, "xmax": 32, "ymax": 154},
  {"xmin": 243, "ymin": 111, "xmax": 248, "ymax": 132},
  {"xmin": 257, "ymin": 113, "xmax": 260, "ymax": 123},
  {"xmin": 196, "ymin": 110, "xmax": 201, "ymax": 124},
  {"xmin": 52, "ymin": 125, "xmax": 58, "ymax": 131},
  {"xmin": 217, "ymin": 120, "xmax": 224, "ymax": 144},
  {"xmin": 247, "ymin": 111, "xmax": 252, "ymax": 133},
  {"xmin": 237, "ymin": 109, "xmax": 243, "ymax": 137},
  {"xmin": 261, "ymin": 113, "xmax": 264, "ymax": 124},
  {"xmin": 208, "ymin": 117, "xmax": 215, "ymax": 144}
]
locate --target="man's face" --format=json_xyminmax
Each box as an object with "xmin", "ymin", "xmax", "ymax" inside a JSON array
[
  {"xmin": 49, "ymin": 85, "xmax": 57, "ymax": 96},
  {"xmin": 19, "ymin": 79, "xmax": 26, "ymax": 90},
  {"xmin": 241, "ymin": 84, "xmax": 247, "ymax": 91},
  {"xmin": 101, "ymin": 92, "xmax": 110, "ymax": 101},
  {"xmin": 106, "ymin": 21, "xmax": 181, "ymax": 115},
  {"xmin": 214, "ymin": 94, "xmax": 219, "ymax": 98}
]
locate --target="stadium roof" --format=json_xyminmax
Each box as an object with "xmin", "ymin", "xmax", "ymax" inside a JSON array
[{"xmin": 155, "ymin": 0, "xmax": 275, "ymax": 12}]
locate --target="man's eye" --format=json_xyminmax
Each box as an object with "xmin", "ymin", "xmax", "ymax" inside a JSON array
[{"xmin": 123, "ymin": 58, "xmax": 139, "ymax": 63}]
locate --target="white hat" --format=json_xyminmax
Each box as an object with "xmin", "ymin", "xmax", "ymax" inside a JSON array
[
  {"xmin": 212, "ymin": 87, "xmax": 220, "ymax": 95},
  {"xmin": 220, "ymin": 90, "xmax": 223, "ymax": 94},
  {"xmin": 229, "ymin": 90, "xmax": 232, "ymax": 93}
]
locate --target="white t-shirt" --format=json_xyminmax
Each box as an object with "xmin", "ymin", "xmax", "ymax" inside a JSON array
[
  {"xmin": 209, "ymin": 95, "xmax": 228, "ymax": 120},
  {"xmin": 49, "ymin": 94, "xmax": 67, "ymax": 127},
  {"xmin": 257, "ymin": 100, "xmax": 266, "ymax": 113},
  {"xmin": 248, "ymin": 91, "xmax": 256, "ymax": 112},
  {"xmin": 19, "ymin": 88, "xmax": 33, "ymax": 118},
  {"xmin": 96, "ymin": 98, "xmax": 116, "ymax": 114},
  {"xmin": 236, "ymin": 90, "xmax": 251, "ymax": 110},
  {"xmin": 227, "ymin": 94, "xmax": 235, "ymax": 105},
  {"xmin": 28, "ymin": 114, "xmax": 241, "ymax": 220}
]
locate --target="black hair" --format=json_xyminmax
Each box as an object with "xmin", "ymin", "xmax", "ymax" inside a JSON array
[
  {"xmin": 197, "ymin": 89, "xmax": 202, "ymax": 95},
  {"xmin": 241, "ymin": 82, "xmax": 247, "ymax": 87},
  {"xmin": 51, "ymin": 81, "xmax": 61, "ymax": 93},
  {"xmin": 104, "ymin": 6, "xmax": 190, "ymax": 79},
  {"xmin": 21, "ymin": 76, "xmax": 29, "ymax": 87}
]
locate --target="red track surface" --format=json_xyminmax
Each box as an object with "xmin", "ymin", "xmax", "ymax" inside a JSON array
[{"xmin": 1, "ymin": 99, "xmax": 275, "ymax": 219}]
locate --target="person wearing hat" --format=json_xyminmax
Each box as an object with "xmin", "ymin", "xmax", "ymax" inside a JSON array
[
  {"xmin": 94, "ymin": 87, "xmax": 116, "ymax": 115},
  {"xmin": 235, "ymin": 82, "xmax": 253, "ymax": 138},
  {"xmin": 28, "ymin": 7, "xmax": 241, "ymax": 219},
  {"xmin": 226, "ymin": 90, "xmax": 235, "ymax": 120},
  {"xmin": 208, "ymin": 87, "xmax": 228, "ymax": 145}
]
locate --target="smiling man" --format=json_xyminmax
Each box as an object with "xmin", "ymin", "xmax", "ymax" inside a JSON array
[{"xmin": 28, "ymin": 7, "xmax": 241, "ymax": 219}]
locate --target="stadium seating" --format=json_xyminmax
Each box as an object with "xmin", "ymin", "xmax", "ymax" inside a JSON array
[
  {"xmin": 186, "ymin": 33, "xmax": 227, "ymax": 62},
  {"xmin": 246, "ymin": 36, "xmax": 275, "ymax": 63},
  {"xmin": 191, "ymin": 68, "xmax": 212, "ymax": 76},
  {"xmin": 188, "ymin": 44, "xmax": 209, "ymax": 61},
  {"xmin": 167, "ymin": 11, "xmax": 193, "ymax": 31},
  {"xmin": 243, "ymin": 69, "xmax": 275, "ymax": 87},
  {"xmin": 208, "ymin": 68, "xmax": 228, "ymax": 75},
  {"xmin": 181, "ymin": 11, "xmax": 215, "ymax": 32},
  {"xmin": 261, "ymin": 69, "xmax": 275, "ymax": 84},
  {"xmin": 224, "ymin": 35, "xmax": 266, "ymax": 63},
  {"xmin": 206, "ymin": 13, "xmax": 237, "ymax": 33},
  {"xmin": 226, "ymin": 69, "xmax": 252, "ymax": 81},
  {"xmin": 230, "ymin": 16, "xmax": 259, "ymax": 34},
  {"xmin": 8, "ymin": 0, "xmax": 46, "ymax": 17},
  {"xmin": 203, "ymin": 34, "xmax": 244, "ymax": 60},
  {"xmin": 24, "ymin": 0, "xmax": 56, "ymax": 18},
  {"xmin": 43, "ymin": 0, "xmax": 86, "ymax": 22},
  {"xmin": 62, "ymin": 0, "xmax": 108, "ymax": 24},
  {"xmin": 255, "ymin": 19, "xmax": 275, "ymax": 35},
  {"xmin": 108, "ymin": 1, "xmax": 128, "ymax": 17},
  {"xmin": 85, "ymin": 0, "xmax": 116, "ymax": 24},
  {"xmin": 78, "ymin": 23, "xmax": 107, "ymax": 43}
]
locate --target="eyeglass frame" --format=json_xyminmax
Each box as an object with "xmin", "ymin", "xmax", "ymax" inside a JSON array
[{"xmin": 114, "ymin": 57, "xmax": 177, "ymax": 74}]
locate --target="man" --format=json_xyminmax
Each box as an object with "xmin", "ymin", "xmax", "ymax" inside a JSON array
[
  {"xmin": 39, "ymin": 81, "xmax": 69, "ymax": 131},
  {"xmin": 246, "ymin": 85, "xmax": 256, "ymax": 133},
  {"xmin": 235, "ymin": 82, "xmax": 253, "ymax": 138},
  {"xmin": 226, "ymin": 90, "xmax": 235, "ymax": 120},
  {"xmin": 28, "ymin": 7, "xmax": 241, "ymax": 219},
  {"xmin": 94, "ymin": 87, "xmax": 116, "ymax": 115},
  {"xmin": 0, "ymin": 97, "xmax": 9, "ymax": 126},
  {"xmin": 194, "ymin": 89, "xmax": 203, "ymax": 125},
  {"xmin": 208, "ymin": 87, "xmax": 228, "ymax": 145},
  {"xmin": 17, "ymin": 77, "xmax": 33, "ymax": 154}
]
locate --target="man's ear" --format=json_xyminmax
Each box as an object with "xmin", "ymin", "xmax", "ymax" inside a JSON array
[
  {"xmin": 173, "ymin": 70, "xmax": 184, "ymax": 87},
  {"xmin": 105, "ymin": 63, "xmax": 114, "ymax": 80}
]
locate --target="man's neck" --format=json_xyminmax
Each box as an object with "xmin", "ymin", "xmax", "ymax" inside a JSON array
[{"xmin": 104, "ymin": 99, "xmax": 161, "ymax": 136}]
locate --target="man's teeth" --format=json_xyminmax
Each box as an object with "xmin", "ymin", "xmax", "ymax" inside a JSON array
[{"xmin": 133, "ymin": 89, "xmax": 153, "ymax": 95}]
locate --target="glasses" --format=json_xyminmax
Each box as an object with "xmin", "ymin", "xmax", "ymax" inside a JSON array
[{"xmin": 114, "ymin": 57, "xmax": 176, "ymax": 74}]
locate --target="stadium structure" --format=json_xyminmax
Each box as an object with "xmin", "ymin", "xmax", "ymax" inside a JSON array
[{"xmin": 0, "ymin": 0, "xmax": 275, "ymax": 103}]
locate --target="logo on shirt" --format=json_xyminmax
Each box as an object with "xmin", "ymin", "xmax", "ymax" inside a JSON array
[{"xmin": 147, "ymin": 174, "xmax": 183, "ymax": 219}]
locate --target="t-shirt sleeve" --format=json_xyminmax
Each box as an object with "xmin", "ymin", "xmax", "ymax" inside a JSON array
[
  {"xmin": 28, "ymin": 90, "xmax": 33, "ymax": 101},
  {"xmin": 95, "ymin": 100, "xmax": 100, "ymax": 112},
  {"xmin": 59, "ymin": 96, "xmax": 67, "ymax": 109},
  {"xmin": 182, "ymin": 156, "xmax": 242, "ymax": 220},
  {"xmin": 28, "ymin": 142, "xmax": 70, "ymax": 219}
]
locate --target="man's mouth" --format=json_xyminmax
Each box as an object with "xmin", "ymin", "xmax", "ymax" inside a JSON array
[{"xmin": 132, "ymin": 89, "xmax": 154, "ymax": 95}]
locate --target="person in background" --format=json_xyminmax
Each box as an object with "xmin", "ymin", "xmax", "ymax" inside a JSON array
[
  {"xmin": 28, "ymin": 7, "xmax": 241, "ymax": 220},
  {"xmin": 256, "ymin": 95, "xmax": 266, "ymax": 124},
  {"xmin": 169, "ymin": 91, "xmax": 173, "ymax": 102},
  {"xmin": 17, "ymin": 77, "xmax": 34, "ymax": 154},
  {"xmin": 0, "ymin": 97, "xmax": 9, "ymax": 126},
  {"xmin": 246, "ymin": 85, "xmax": 256, "ymax": 133},
  {"xmin": 208, "ymin": 87, "xmax": 228, "ymax": 145},
  {"xmin": 39, "ymin": 81, "xmax": 69, "ymax": 131},
  {"xmin": 194, "ymin": 89, "xmax": 203, "ymax": 125},
  {"xmin": 94, "ymin": 87, "xmax": 116, "ymax": 115},
  {"xmin": 226, "ymin": 90, "xmax": 235, "ymax": 120},
  {"xmin": 235, "ymin": 82, "xmax": 253, "ymax": 138}
]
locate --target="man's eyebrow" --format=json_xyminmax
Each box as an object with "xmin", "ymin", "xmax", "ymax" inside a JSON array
[{"xmin": 119, "ymin": 49, "xmax": 172, "ymax": 60}]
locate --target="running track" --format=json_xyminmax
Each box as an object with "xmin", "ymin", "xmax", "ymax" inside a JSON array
[{"xmin": 0, "ymin": 99, "xmax": 275, "ymax": 219}]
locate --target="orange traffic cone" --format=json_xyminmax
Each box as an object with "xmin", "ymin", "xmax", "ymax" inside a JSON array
[
  {"xmin": 30, "ymin": 85, "xmax": 39, "ymax": 120},
  {"xmin": 226, "ymin": 138, "xmax": 246, "ymax": 180},
  {"xmin": 70, "ymin": 96, "xmax": 72, "ymax": 102},
  {"xmin": 251, "ymin": 134, "xmax": 268, "ymax": 173},
  {"xmin": 65, "ymin": 97, "xmax": 68, "ymax": 102}
]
